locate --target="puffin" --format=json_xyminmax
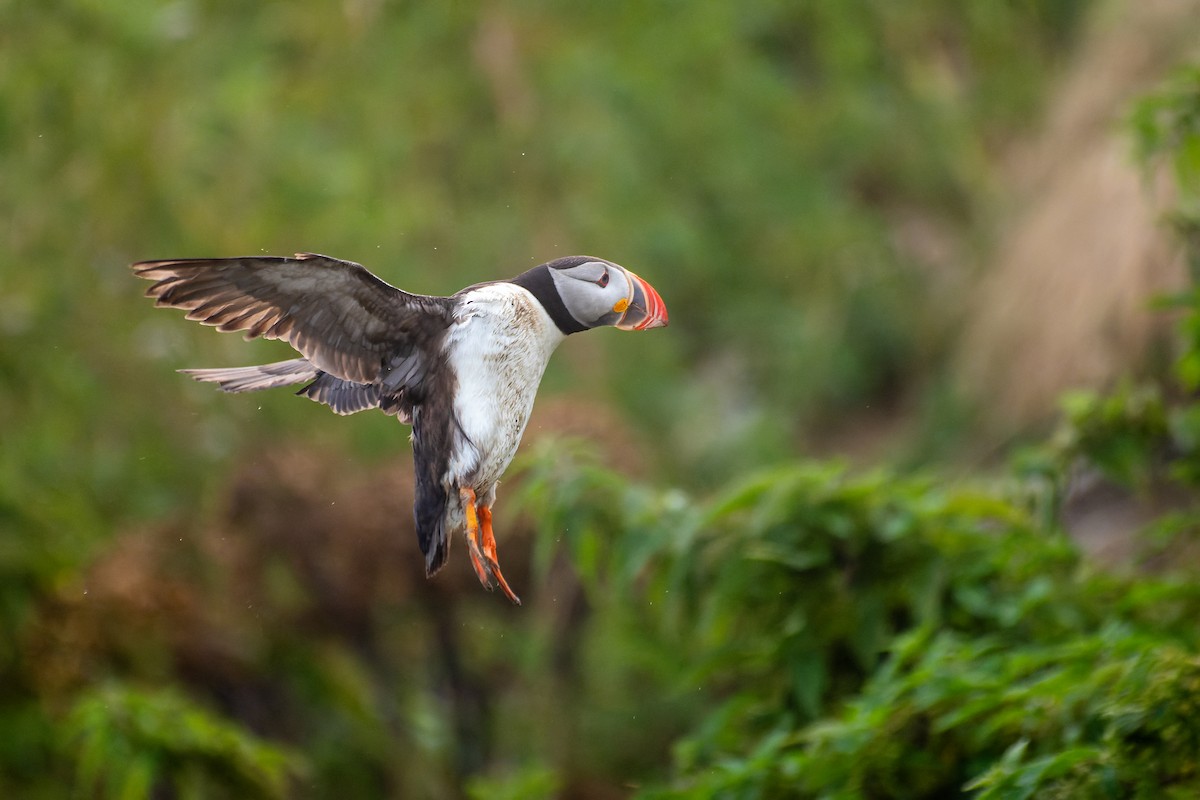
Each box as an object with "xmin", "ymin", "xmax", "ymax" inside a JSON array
[{"xmin": 133, "ymin": 252, "xmax": 668, "ymax": 604}]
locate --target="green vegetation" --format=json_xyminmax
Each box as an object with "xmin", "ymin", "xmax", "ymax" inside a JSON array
[
  {"xmin": 66, "ymin": 684, "xmax": 303, "ymax": 799},
  {"xmin": 522, "ymin": 438, "xmax": 1200, "ymax": 797},
  {"xmin": 7, "ymin": 1, "xmax": 1200, "ymax": 797}
]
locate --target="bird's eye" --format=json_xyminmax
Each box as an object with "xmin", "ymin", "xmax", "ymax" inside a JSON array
[{"xmin": 597, "ymin": 270, "xmax": 610, "ymax": 288}]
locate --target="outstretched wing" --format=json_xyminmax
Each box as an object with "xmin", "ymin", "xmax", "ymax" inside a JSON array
[{"xmin": 132, "ymin": 253, "xmax": 454, "ymax": 388}]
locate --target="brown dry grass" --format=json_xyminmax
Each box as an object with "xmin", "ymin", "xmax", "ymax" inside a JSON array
[{"xmin": 955, "ymin": 0, "xmax": 1200, "ymax": 431}]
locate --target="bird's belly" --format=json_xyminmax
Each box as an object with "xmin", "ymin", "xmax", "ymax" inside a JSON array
[
  {"xmin": 444, "ymin": 304, "xmax": 557, "ymax": 492},
  {"xmin": 452, "ymin": 374, "xmax": 539, "ymax": 490}
]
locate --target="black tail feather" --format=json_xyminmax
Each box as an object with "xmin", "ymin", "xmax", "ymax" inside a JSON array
[{"xmin": 411, "ymin": 408, "xmax": 453, "ymax": 576}]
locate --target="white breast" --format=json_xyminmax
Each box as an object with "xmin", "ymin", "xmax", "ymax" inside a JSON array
[{"xmin": 445, "ymin": 283, "xmax": 566, "ymax": 494}]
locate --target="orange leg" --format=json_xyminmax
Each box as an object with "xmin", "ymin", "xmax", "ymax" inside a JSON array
[
  {"xmin": 459, "ymin": 487, "xmax": 492, "ymax": 590},
  {"xmin": 478, "ymin": 505, "xmax": 521, "ymax": 605}
]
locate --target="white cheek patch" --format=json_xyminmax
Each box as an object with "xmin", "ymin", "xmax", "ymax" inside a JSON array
[{"xmin": 548, "ymin": 261, "xmax": 638, "ymax": 327}]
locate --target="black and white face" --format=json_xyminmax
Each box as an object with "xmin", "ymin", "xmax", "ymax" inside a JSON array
[{"xmin": 547, "ymin": 257, "xmax": 669, "ymax": 331}]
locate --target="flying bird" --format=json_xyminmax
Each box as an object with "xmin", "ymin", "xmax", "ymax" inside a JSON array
[{"xmin": 133, "ymin": 252, "xmax": 668, "ymax": 604}]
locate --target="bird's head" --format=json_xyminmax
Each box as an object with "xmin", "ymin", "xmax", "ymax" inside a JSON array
[{"xmin": 512, "ymin": 256, "xmax": 669, "ymax": 335}]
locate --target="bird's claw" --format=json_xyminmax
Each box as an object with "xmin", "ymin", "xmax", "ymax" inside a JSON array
[
  {"xmin": 467, "ymin": 539, "xmax": 494, "ymax": 590},
  {"xmin": 466, "ymin": 542, "xmax": 521, "ymax": 604},
  {"xmin": 485, "ymin": 555, "xmax": 521, "ymax": 605}
]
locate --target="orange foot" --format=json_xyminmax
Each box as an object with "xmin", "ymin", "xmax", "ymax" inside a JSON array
[
  {"xmin": 479, "ymin": 505, "xmax": 521, "ymax": 605},
  {"xmin": 459, "ymin": 487, "xmax": 522, "ymax": 605}
]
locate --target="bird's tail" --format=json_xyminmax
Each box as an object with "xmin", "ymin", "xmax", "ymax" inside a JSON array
[
  {"xmin": 410, "ymin": 410, "xmax": 453, "ymax": 576},
  {"xmin": 180, "ymin": 358, "xmax": 318, "ymax": 393}
]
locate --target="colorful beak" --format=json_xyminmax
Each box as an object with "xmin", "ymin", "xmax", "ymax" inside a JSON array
[{"xmin": 615, "ymin": 271, "xmax": 669, "ymax": 331}]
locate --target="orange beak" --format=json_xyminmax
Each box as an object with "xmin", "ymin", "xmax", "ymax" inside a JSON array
[{"xmin": 615, "ymin": 271, "xmax": 669, "ymax": 331}]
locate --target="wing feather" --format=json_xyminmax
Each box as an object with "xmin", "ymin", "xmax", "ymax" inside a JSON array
[
  {"xmin": 133, "ymin": 253, "xmax": 454, "ymax": 391},
  {"xmin": 181, "ymin": 359, "xmax": 319, "ymax": 393}
]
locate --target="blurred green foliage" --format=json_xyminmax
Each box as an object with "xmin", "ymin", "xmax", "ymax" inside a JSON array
[
  {"xmin": 521, "ymin": 444, "xmax": 1200, "ymax": 798},
  {"xmin": 2, "ymin": 0, "xmax": 1091, "ymax": 489},
  {"xmin": 1131, "ymin": 64, "xmax": 1200, "ymax": 280},
  {"xmin": 12, "ymin": 1, "xmax": 1200, "ymax": 798},
  {"xmin": 603, "ymin": 58, "xmax": 1200, "ymax": 798},
  {"xmin": 1132, "ymin": 65, "xmax": 1200, "ymax": 407},
  {"xmin": 66, "ymin": 683, "xmax": 303, "ymax": 799},
  {"xmin": 519, "ymin": 54, "xmax": 1200, "ymax": 798}
]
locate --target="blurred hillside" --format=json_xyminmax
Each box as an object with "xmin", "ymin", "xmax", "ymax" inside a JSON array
[
  {"xmin": 956, "ymin": 0, "xmax": 1198, "ymax": 436},
  {"xmin": 6, "ymin": 0, "xmax": 1200, "ymax": 798}
]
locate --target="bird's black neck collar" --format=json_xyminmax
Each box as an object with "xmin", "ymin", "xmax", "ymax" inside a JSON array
[{"xmin": 509, "ymin": 265, "xmax": 588, "ymax": 335}]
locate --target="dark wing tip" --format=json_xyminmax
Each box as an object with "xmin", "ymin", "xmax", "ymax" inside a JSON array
[
  {"xmin": 133, "ymin": 256, "xmax": 292, "ymax": 272},
  {"xmin": 131, "ymin": 260, "xmax": 174, "ymax": 279},
  {"xmin": 132, "ymin": 258, "xmax": 206, "ymax": 272},
  {"xmin": 293, "ymin": 252, "xmax": 365, "ymax": 268}
]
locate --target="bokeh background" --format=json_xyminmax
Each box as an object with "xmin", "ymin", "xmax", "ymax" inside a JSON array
[{"xmin": 6, "ymin": 0, "xmax": 1200, "ymax": 797}]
